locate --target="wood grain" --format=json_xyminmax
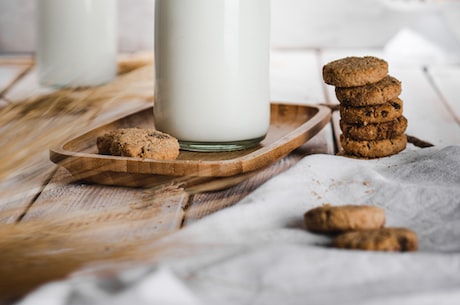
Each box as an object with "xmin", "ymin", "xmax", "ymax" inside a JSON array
[{"xmin": 22, "ymin": 166, "xmax": 186, "ymax": 239}]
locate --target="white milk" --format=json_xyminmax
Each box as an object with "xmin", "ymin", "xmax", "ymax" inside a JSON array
[
  {"xmin": 154, "ymin": 0, "xmax": 271, "ymax": 151},
  {"xmin": 36, "ymin": 0, "xmax": 117, "ymax": 87}
]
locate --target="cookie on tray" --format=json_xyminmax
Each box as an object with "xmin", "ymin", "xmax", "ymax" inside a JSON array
[
  {"xmin": 97, "ymin": 128, "xmax": 180, "ymax": 160},
  {"xmin": 340, "ymin": 116, "xmax": 408, "ymax": 141},
  {"xmin": 332, "ymin": 227, "xmax": 418, "ymax": 252},
  {"xmin": 340, "ymin": 98, "xmax": 403, "ymax": 125},
  {"xmin": 340, "ymin": 133, "xmax": 407, "ymax": 158},
  {"xmin": 322, "ymin": 56, "xmax": 388, "ymax": 87},
  {"xmin": 304, "ymin": 204, "xmax": 386, "ymax": 234},
  {"xmin": 335, "ymin": 75, "xmax": 402, "ymax": 107}
]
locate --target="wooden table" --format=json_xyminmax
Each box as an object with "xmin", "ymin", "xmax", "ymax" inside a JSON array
[{"xmin": 1, "ymin": 49, "xmax": 460, "ymax": 299}]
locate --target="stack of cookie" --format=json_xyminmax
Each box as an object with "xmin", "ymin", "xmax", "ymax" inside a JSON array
[{"xmin": 323, "ymin": 56, "xmax": 407, "ymax": 158}]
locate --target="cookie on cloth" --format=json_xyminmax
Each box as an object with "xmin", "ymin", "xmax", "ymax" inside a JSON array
[
  {"xmin": 97, "ymin": 128, "xmax": 180, "ymax": 160},
  {"xmin": 340, "ymin": 98, "xmax": 403, "ymax": 125},
  {"xmin": 304, "ymin": 204, "xmax": 386, "ymax": 234},
  {"xmin": 340, "ymin": 133, "xmax": 407, "ymax": 158},
  {"xmin": 335, "ymin": 75, "xmax": 402, "ymax": 107},
  {"xmin": 340, "ymin": 116, "xmax": 408, "ymax": 141},
  {"xmin": 332, "ymin": 227, "xmax": 418, "ymax": 252},
  {"xmin": 322, "ymin": 56, "xmax": 388, "ymax": 87}
]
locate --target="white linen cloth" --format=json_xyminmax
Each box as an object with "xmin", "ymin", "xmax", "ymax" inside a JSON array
[{"xmin": 17, "ymin": 145, "xmax": 460, "ymax": 305}]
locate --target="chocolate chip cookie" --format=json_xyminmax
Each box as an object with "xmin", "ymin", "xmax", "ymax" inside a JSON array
[
  {"xmin": 340, "ymin": 116, "xmax": 408, "ymax": 141},
  {"xmin": 340, "ymin": 133, "xmax": 407, "ymax": 158},
  {"xmin": 340, "ymin": 98, "xmax": 403, "ymax": 125},
  {"xmin": 304, "ymin": 204, "xmax": 386, "ymax": 234},
  {"xmin": 322, "ymin": 56, "xmax": 388, "ymax": 87},
  {"xmin": 97, "ymin": 128, "xmax": 180, "ymax": 160},
  {"xmin": 332, "ymin": 227, "xmax": 418, "ymax": 252},
  {"xmin": 335, "ymin": 75, "xmax": 402, "ymax": 107}
]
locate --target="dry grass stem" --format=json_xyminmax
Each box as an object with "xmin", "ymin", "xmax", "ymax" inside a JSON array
[{"xmin": 0, "ymin": 215, "xmax": 171, "ymax": 302}]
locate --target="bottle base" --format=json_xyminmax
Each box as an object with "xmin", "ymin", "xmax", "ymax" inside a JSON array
[{"xmin": 179, "ymin": 136, "xmax": 266, "ymax": 152}]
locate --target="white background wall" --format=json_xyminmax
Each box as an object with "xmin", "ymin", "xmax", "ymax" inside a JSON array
[{"xmin": 1, "ymin": 0, "xmax": 460, "ymax": 53}]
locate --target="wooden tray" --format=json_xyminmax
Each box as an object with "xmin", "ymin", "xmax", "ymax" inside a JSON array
[{"xmin": 50, "ymin": 103, "xmax": 331, "ymax": 187}]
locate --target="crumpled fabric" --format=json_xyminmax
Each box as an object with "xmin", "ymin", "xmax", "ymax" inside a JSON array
[
  {"xmin": 17, "ymin": 145, "xmax": 460, "ymax": 305},
  {"xmin": 16, "ymin": 267, "xmax": 202, "ymax": 305}
]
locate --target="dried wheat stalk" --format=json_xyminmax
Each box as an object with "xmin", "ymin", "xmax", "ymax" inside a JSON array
[{"xmin": 0, "ymin": 215, "xmax": 173, "ymax": 302}]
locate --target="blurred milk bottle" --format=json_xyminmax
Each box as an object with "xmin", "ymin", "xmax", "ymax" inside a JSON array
[
  {"xmin": 154, "ymin": 0, "xmax": 271, "ymax": 152},
  {"xmin": 36, "ymin": 0, "xmax": 117, "ymax": 87}
]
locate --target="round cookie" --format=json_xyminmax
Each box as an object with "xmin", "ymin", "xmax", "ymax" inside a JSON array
[
  {"xmin": 304, "ymin": 204, "xmax": 386, "ymax": 234},
  {"xmin": 335, "ymin": 75, "xmax": 402, "ymax": 106},
  {"xmin": 340, "ymin": 98, "xmax": 403, "ymax": 125},
  {"xmin": 97, "ymin": 128, "xmax": 180, "ymax": 160},
  {"xmin": 340, "ymin": 116, "xmax": 408, "ymax": 141},
  {"xmin": 340, "ymin": 133, "xmax": 407, "ymax": 158},
  {"xmin": 332, "ymin": 228, "xmax": 418, "ymax": 252},
  {"xmin": 323, "ymin": 56, "xmax": 388, "ymax": 87}
]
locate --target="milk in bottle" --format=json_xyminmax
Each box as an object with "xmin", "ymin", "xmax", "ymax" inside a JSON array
[{"xmin": 154, "ymin": 0, "xmax": 271, "ymax": 152}]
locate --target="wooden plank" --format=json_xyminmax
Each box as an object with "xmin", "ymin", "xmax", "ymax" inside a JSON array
[
  {"xmin": 0, "ymin": 59, "xmax": 63, "ymax": 223},
  {"xmin": 21, "ymin": 167, "xmax": 185, "ymax": 240},
  {"xmin": 320, "ymin": 49, "xmax": 460, "ymax": 147},
  {"xmin": 427, "ymin": 65, "xmax": 460, "ymax": 124},
  {"xmin": 0, "ymin": 62, "xmax": 51, "ymax": 224},
  {"xmin": 0, "ymin": 154, "xmax": 55, "ymax": 224}
]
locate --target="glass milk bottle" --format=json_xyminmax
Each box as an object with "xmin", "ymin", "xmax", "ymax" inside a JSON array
[
  {"xmin": 154, "ymin": 0, "xmax": 271, "ymax": 152},
  {"xmin": 36, "ymin": 0, "xmax": 117, "ymax": 87}
]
